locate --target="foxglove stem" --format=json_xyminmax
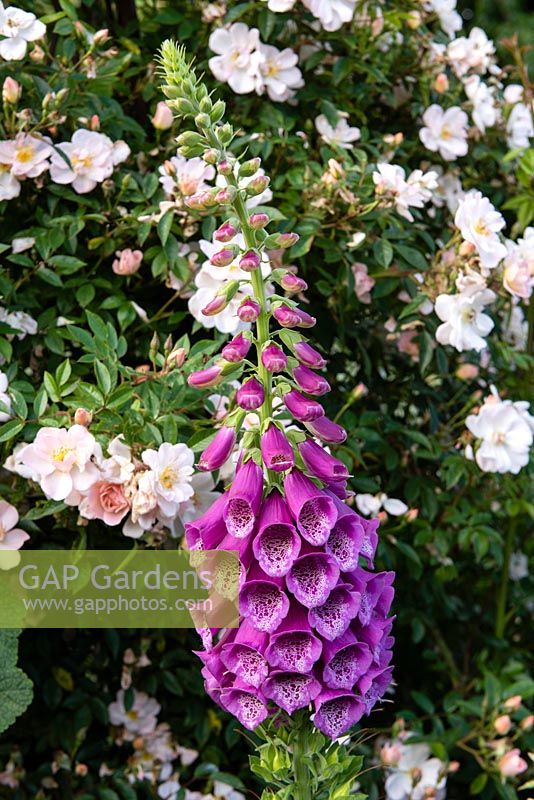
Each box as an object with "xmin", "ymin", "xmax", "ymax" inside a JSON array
[{"xmin": 293, "ymin": 715, "xmax": 312, "ymax": 800}]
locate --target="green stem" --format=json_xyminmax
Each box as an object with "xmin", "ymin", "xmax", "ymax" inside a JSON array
[
  {"xmin": 293, "ymin": 719, "xmax": 312, "ymax": 800},
  {"xmin": 495, "ymin": 516, "xmax": 517, "ymax": 639}
]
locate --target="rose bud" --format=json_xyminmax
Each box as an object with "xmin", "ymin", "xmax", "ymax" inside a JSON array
[
  {"xmin": 214, "ymin": 221, "xmax": 238, "ymax": 242},
  {"xmin": 238, "ymin": 298, "xmax": 261, "ymax": 323},
  {"xmin": 198, "ymin": 426, "xmax": 236, "ymax": 471},
  {"xmin": 187, "ymin": 365, "xmax": 223, "ymax": 389},
  {"xmin": 293, "ymin": 341, "xmax": 327, "ymax": 369},
  {"xmin": 112, "ymin": 249, "xmax": 143, "ymax": 276},
  {"xmin": 2, "ymin": 77, "xmax": 21, "ymax": 104},
  {"xmin": 283, "ymin": 389, "xmax": 324, "ymax": 422},
  {"xmin": 151, "ymin": 101, "xmax": 173, "ymax": 130},
  {"xmin": 273, "ymin": 305, "xmax": 301, "ymax": 328},
  {"xmin": 504, "ymin": 695, "xmax": 522, "ymax": 711},
  {"xmin": 498, "ymin": 749, "xmax": 527, "ymax": 778},
  {"xmin": 261, "ymin": 343, "xmax": 288, "ymax": 373},
  {"xmin": 494, "ymin": 715, "xmax": 512, "ymax": 735},
  {"xmin": 237, "ymin": 377, "xmax": 265, "ymax": 410},
  {"xmin": 74, "ymin": 408, "xmax": 92, "ymax": 427},
  {"xmin": 222, "ymin": 333, "xmax": 251, "ymax": 363},
  {"xmin": 293, "ymin": 365, "xmax": 330, "ymax": 396},
  {"xmin": 281, "ymin": 272, "xmax": 308, "ymax": 293},
  {"xmin": 239, "ymin": 250, "xmax": 261, "ymax": 272}
]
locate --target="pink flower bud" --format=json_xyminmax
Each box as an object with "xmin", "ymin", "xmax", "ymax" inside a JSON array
[
  {"xmin": 405, "ymin": 508, "xmax": 419, "ymax": 522},
  {"xmin": 494, "ymin": 715, "xmax": 512, "ymax": 735},
  {"xmin": 294, "ymin": 341, "xmax": 326, "ymax": 369},
  {"xmin": 459, "ymin": 240, "xmax": 476, "ymax": 257},
  {"xmin": 151, "ymin": 101, "xmax": 173, "ymax": 130},
  {"xmin": 93, "ymin": 28, "xmax": 110, "ymax": 44},
  {"xmin": 202, "ymin": 295, "xmax": 228, "ymax": 316},
  {"xmin": 237, "ymin": 377, "xmax": 265, "ymax": 410},
  {"xmin": 249, "ymin": 213, "xmax": 269, "ymax": 230},
  {"xmin": 210, "ymin": 249, "xmax": 235, "ymax": 267},
  {"xmin": 222, "ymin": 333, "xmax": 251, "ymax": 363},
  {"xmin": 188, "ymin": 365, "xmax": 222, "ymax": 389},
  {"xmin": 214, "ymin": 222, "xmax": 238, "ymax": 242},
  {"xmin": 217, "ymin": 159, "xmax": 233, "ymax": 175},
  {"xmin": 74, "ymin": 408, "xmax": 92, "ymax": 427},
  {"xmin": 504, "ymin": 695, "xmax": 522, "ymax": 711},
  {"xmin": 246, "ymin": 174, "xmax": 270, "ymax": 196},
  {"xmin": 203, "ymin": 149, "xmax": 219, "ymax": 164},
  {"xmin": 380, "ymin": 743, "xmax": 402, "ymax": 766},
  {"xmin": 434, "ymin": 73, "xmax": 449, "ymax": 93},
  {"xmin": 215, "ymin": 187, "xmax": 236, "ymax": 204},
  {"xmin": 448, "ymin": 761, "xmax": 460, "ymax": 773},
  {"xmin": 296, "ymin": 310, "xmax": 316, "ymax": 328},
  {"xmin": 280, "ymin": 273, "xmax": 308, "ymax": 293},
  {"xmin": 498, "ymin": 749, "xmax": 527, "ymax": 777},
  {"xmin": 198, "ymin": 426, "xmax": 236, "ymax": 471},
  {"xmin": 112, "ymin": 249, "xmax": 143, "ymax": 276},
  {"xmin": 168, "ymin": 347, "xmax": 187, "ymax": 368},
  {"xmin": 456, "ymin": 363, "xmax": 479, "ymax": 380},
  {"xmin": 2, "ymin": 77, "xmax": 21, "ymax": 104},
  {"xmin": 520, "ymin": 715, "xmax": 533, "ymax": 730},
  {"xmin": 261, "ymin": 343, "xmax": 287, "ymax": 373},
  {"xmin": 293, "ymin": 365, "xmax": 330, "ymax": 396},
  {"xmin": 273, "ymin": 305, "xmax": 301, "ymax": 328},
  {"xmin": 238, "ymin": 299, "xmax": 260, "ymax": 323},
  {"xmin": 184, "ymin": 191, "xmax": 213, "ymax": 210},
  {"xmin": 239, "ymin": 157, "xmax": 261, "ymax": 177},
  {"xmin": 239, "ymin": 250, "xmax": 261, "ymax": 272},
  {"xmin": 277, "ymin": 232, "xmax": 299, "ymax": 249},
  {"xmin": 89, "ymin": 114, "xmax": 100, "ymax": 131}
]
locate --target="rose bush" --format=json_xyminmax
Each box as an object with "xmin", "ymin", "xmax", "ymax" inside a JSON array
[{"xmin": 0, "ymin": 1, "xmax": 532, "ymax": 799}]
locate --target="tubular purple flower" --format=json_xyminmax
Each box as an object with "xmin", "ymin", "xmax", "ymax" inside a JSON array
[
  {"xmin": 265, "ymin": 603, "xmax": 323, "ymax": 672},
  {"xmin": 308, "ymin": 584, "xmax": 361, "ymax": 641},
  {"xmin": 237, "ymin": 377, "xmax": 265, "ymax": 410},
  {"xmin": 249, "ymin": 212, "xmax": 269, "ymax": 230},
  {"xmin": 223, "ymin": 458, "xmax": 263, "ymax": 538},
  {"xmin": 239, "ymin": 250, "xmax": 261, "ymax": 272},
  {"xmin": 273, "ymin": 305, "xmax": 301, "ymax": 328},
  {"xmin": 222, "ymin": 333, "xmax": 251, "ymax": 363},
  {"xmin": 305, "ymin": 416, "xmax": 347, "ymax": 444},
  {"xmin": 238, "ymin": 298, "xmax": 260, "ymax": 322},
  {"xmin": 261, "ymin": 343, "xmax": 288, "ymax": 373},
  {"xmin": 210, "ymin": 248, "xmax": 235, "ymax": 267},
  {"xmin": 299, "ymin": 439, "xmax": 349, "ymax": 482},
  {"xmin": 284, "ymin": 469, "xmax": 337, "ymax": 545},
  {"xmin": 283, "ymin": 389, "xmax": 324, "ymax": 422},
  {"xmin": 214, "ymin": 221, "xmax": 238, "ymax": 242},
  {"xmin": 184, "ymin": 494, "xmax": 228, "ymax": 550},
  {"xmin": 358, "ymin": 665, "xmax": 394, "ymax": 713},
  {"xmin": 201, "ymin": 295, "xmax": 228, "ymax": 316},
  {"xmin": 240, "ymin": 577, "xmax": 290, "ymax": 632},
  {"xmin": 296, "ymin": 309, "xmax": 316, "ymax": 328},
  {"xmin": 325, "ymin": 514, "xmax": 365, "ymax": 572},
  {"xmin": 281, "ymin": 272, "xmax": 308, "ymax": 293},
  {"xmin": 197, "ymin": 426, "xmax": 236, "ymax": 472},
  {"xmin": 253, "ymin": 490, "xmax": 301, "ymax": 576},
  {"xmin": 314, "ymin": 690, "xmax": 366, "ymax": 739},
  {"xmin": 262, "ymin": 672, "xmax": 321, "ymax": 714},
  {"xmin": 286, "ymin": 552, "xmax": 340, "ymax": 608},
  {"xmin": 187, "ymin": 364, "xmax": 222, "ymax": 389},
  {"xmin": 322, "ymin": 631, "xmax": 373, "ymax": 690},
  {"xmin": 222, "ymin": 686, "xmax": 270, "ymax": 730},
  {"xmin": 293, "ymin": 365, "xmax": 331, "ymax": 396},
  {"xmin": 220, "ymin": 621, "xmax": 269, "ymax": 688},
  {"xmin": 294, "ymin": 340, "xmax": 326, "ymax": 369},
  {"xmin": 261, "ymin": 425, "xmax": 294, "ymax": 472}
]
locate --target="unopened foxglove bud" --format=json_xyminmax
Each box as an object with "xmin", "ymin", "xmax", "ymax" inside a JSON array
[
  {"xmin": 280, "ymin": 273, "xmax": 308, "ymax": 293},
  {"xmin": 284, "ymin": 389, "xmax": 324, "ymax": 421},
  {"xmin": 261, "ymin": 343, "xmax": 287, "ymax": 373},
  {"xmin": 188, "ymin": 365, "xmax": 223, "ymax": 389},
  {"xmin": 238, "ymin": 299, "xmax": 260, "ymax": 322},
  {"xmin": 198, "ymin": 426, "xmax": 236, "ymax": 471},
  {"xmin": 222, "ymin": 333, "xmax": 251, "ymax": 363},
  {"xmin": 249, "ymin": 213, "xmax": 269, "ymax": 230},
  {"xmin": 214, "ymin": 222, "xmax": 238, "ymax": 242},
  {"xmin": 294, "ymin": 341, "xmax": 326, "ymax": 369},
  {"xmin": 239, "ymin": 250, "xmax": 261, "ymax": 272},
  {"xmin": 237, "ymin": 377, "xmax": 265, "ymax": 410},
  {"xmin": 246, "ymin": 174, "xmax": 270, "ymax": 196},
  {"xmin": 273, "ymin": 305, "xmax": 301, "ymax": 328},
  {"xmin": 239, "ymin": 157, "xmax": 261, "ymax": 177},
  {"xmin": 210, "ymin": 248, "xmax": 236, "ymax": 267}
]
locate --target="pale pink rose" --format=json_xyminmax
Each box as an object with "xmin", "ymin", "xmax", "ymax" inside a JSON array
[
  {"xmin": 397, "ymin": 330, "xmax": 420, "ymax": 360},
  {"xmin": 504, "ymin": 695, "xmax": 522, "ymax": 711},
  {"xmin": 520, "ymin": 715, "xmax": 533, "ymax": 730},
  {"xmin": 20, "ymin": 425, "xmax": 99, "ymax": 501},
  {"xmin": 112, "ymin": 249, "xmax": 143, "ymax": 276},
  {"xmin": 503, "ymin": 260, "xmax": 532, "ymax": 299},
  {"xmin": 151, "ymin": 101, "xmax": 173, "ymax": 130},
  {"xmin": 498, "ymin": 749, "xmax": 527, "ymax": 777},
  {"xmin": 0, "ymin": 500, "xmax": 30, "ymax": 550},
  {"xmin": 380, "ymin": 742, "xmax": 402, "ymax": 765},
  {"xmin": 456, "ymin": 363, "xmax": 479, "ymax": 380},
  {"xmin": 2, "ymin": 77, "xmax": 21, "ymax": 104},
  {"xmin": 351, "ymin": 262, "xmax": 375, "ymax": 303},
  {"xmin": 82, "ymin": 481, "xmax": 130, "ymax": 526},
  {"xmin": 494, "ymin": 715, "xmax": 512, "ymax": 735}
]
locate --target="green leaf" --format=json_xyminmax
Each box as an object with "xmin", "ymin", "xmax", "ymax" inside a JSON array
[
  {"xmin": 470, "ymin": 773, "xmax": 488, "ymax": 795},
  {"xmin": 373, "ymin": 238, "xmax": 393, "ymax": 268},
  {"xmin": 0, "ymin": 631, "xmax": 33, "ymax": 734},
  {"xmin": 157, "ymin": 211, "xmax": 174, "ymax": 246},
  {"xmin": 95, "ymin": 360, "xmax": 112, "ymax": 395},
  {"xmin": 0, "ymin": 419, "xmax": 25, "ymax": 442}
]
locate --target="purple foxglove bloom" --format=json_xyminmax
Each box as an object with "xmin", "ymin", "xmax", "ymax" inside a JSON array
[
  {"xmin": 249, "ymin": 212, "xmax": 269, "ymax": 229},
  {"xmin": 185, "ymin": 494, "xmax": 228, "ymax": 550},
  {"xmin": 210, "ymin": 248, "xmax": 235, "ymax": 267},
  {"xmin": 262, "ymin": 671, "xmax": 321, "ymax": 714},
  {"xmin": 222, "ymin": 333, "xmax": 251, "ymax": 363},
  {"xmin": 261, "ymin": 425, "xmax": 294, "ymax": 472},
  {"xmin": 325, "ymin": 513, "xmax": 365, "ymax": 572},
  {"xmin": 238, "ymin": 298, "xmax": 260, "ymax": 322},
  {"xmin": 294, "ymin": 341, "xmax": 326, "ymax": 369},
  {"xmin": 198, "ymin": 426, "xmax": 236, "ymax": 472},
  {"xmin": 284, "ymin": 389, "xmax": 324, "ymax": 422},
  {"xmin": 187, "ymin": 364, "xmax": 222, "ymax": 389},
  {"xmin": 305, "ymin": 416, "xmax": 347, "ymax": 444},
  {"xmin": 314, "ymin": 689, "xmax": 366, "ymax": 739},
  {"xmin": 286, "ymin": 552, "xmax": 340, "ymax": 608},
  {"xmin": 308, "ymin": 583, "xmax": 361, "ymax": 641},
  {"xmin": 293, "ymin": 365, "xmax": 331, "ymax": 397},
  {"xmin": 325, "ymin": 479, "xmax": 350, "ymax": 499},
  {"xmin": 280, "ymin": 272, "xmax": 308, "ymax": 293},
  {"xmin": 322, "ymin": 631, "xmax": 373, "ymax": 690},
  {"xmin": 261, "ymin": 343, "xmax": 287, "ymax": 373},
  {"xmin": 214, "ymin": 221, "xmax": 237, "ymax": 242},
  {"xmin": 239, "ymin": 250, "xmax": 261, "ymax": 272},
  {"xmin": 358, "ymin": 665, "xmax": 394, "ymax": 714},
  {"xmin": 273, "ymin": 305, "xmax": 301, "ymax": 328},
  {"xmin": 300, "ymin": 439, "xmax": 349, "ymax": 482},
  {"xmin": 296, "ymin": 309, "xmax": 316, "ymax": 328},
  {"xmin": 240, "ymin": 577, "xmax": 290, "ymax": 632},
  {"xmin": 220, "ymin": 621, "xmax": 269, "ymax": 688},
  {"xmin": 265, "ymin": 603, "xmax": 323, "ymax": 672},
  {"xmin": 237, "ymin": 377, "xmax": 265, "ymax": 410},
  {"xmin": 223, "ymin": 458, "xmax": 263, "ymax": 538},
  {"xmin": 221, "ymin": 686, "xmax": 270, "ymax": 730},
  {"xmin": 253, "ymin": 490, "xmax": 301, "ymax": 577},
  {"xmin": 284, "ymin": 470, "xmax": 337, "ymax": 545}
]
